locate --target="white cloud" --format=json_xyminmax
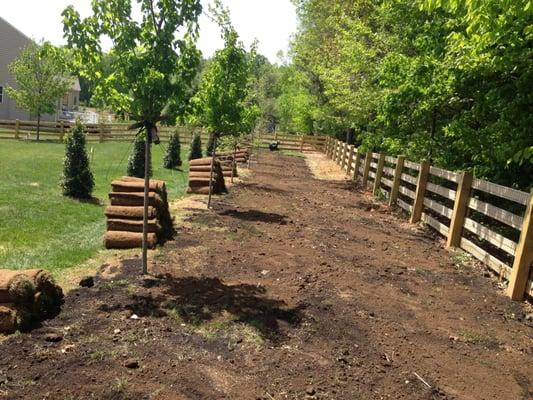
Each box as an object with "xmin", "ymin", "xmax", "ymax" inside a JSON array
[{"xmin": 1, "ymin": 0, "xmax": 296, "ymax": 63}]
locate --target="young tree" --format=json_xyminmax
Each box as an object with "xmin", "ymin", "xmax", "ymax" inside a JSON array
[
  {"xmin": 7, "ymin": 42, "xmax": 72, "ymax": 141},
  {"xmin": 127, "ymin": 136, "xmax": 152, "ymax": 178},
  {"xmin": 191, "ymin": 2, "xmax": 259, "ymax": 204},
  {"xmin": 188, "ymin": 133, "xmax": 203, "ymax": 160},
  {"xmin": 163, "ymin": 130, "xmax": 182, "ymax": 169},
  {"xmin": 62, "ymin": 120, "xmax": 94, "ymax": 199},
  {"xmin": 63, "ymin": 0, "xmax": 202, "ymax": 273}
]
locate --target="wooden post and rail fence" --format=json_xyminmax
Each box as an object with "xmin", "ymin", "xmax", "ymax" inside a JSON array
[
  {"xmin": 0, "ymin": 119, "xmax": 327, "ymax": 152},
  {"xmin": 324, "ymin": 137, "xmax": 533, "ymax": 301}
]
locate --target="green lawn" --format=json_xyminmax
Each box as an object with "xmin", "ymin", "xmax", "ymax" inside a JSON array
[{"xmin": 0, "ymin": 139, "xmax": 190, "ymax": 272}]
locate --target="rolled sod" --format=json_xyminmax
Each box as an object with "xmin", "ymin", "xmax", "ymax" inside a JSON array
[
  {"xmin": 120, "ymin": 176, "xmax": 166, "ymax": 190},
  {"xmin": 0, "ymin": 304, "xmax": 17, "ymax": 334},
  {"xmin": 0, "ymin": 271, "xmax": 36, "ymax": 304},
  {"xmin": 104, "ymin": 231, "xmax": 157, "ymax": 249},
  {"xmin": 107, "ymin": 218, "xmax": 158, "ymax": 233},
  {"xmin": 111, "ymin": 179, "xmax": 162, "ymax": 193},
  {"xmin": 105, "ymin": 206, "xmax": 156, "ymax": 220},
  {"xmin": 108, "ymin": 191, "xmax": 162, "ymax": 207},
  {"xmin": 189, "ymin": 157, "xmax": 216, "ymax": 167},
  {"xmin": 189, "ymin": 165, "xmax": 214, "ymax": 172},
  {"xmin": 188, "ymin": 171, "xmax": 222, "ymax": 179}
]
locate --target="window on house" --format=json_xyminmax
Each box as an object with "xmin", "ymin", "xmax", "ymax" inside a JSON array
[{"xmin": 0, "ymin": 86, "xmax": 3, "ymax": 104}]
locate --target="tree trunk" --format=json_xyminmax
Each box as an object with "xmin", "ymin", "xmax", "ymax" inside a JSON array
[
  {"xmin": 429, "ymin": 107, "xmax": 437, "ymax": 163},
  {"xmin": 345, "ymin": 128, "xmax": 355, "ymax": 145},
  {"xmin": 248, "ymin": 131, "xmax": 254, "ymax": 169},
  {"xmin": 231, "ymin": 144, "xmax": 237, "ymax": 183},
  {"xmin": 141, "ymin": 126, "xmax": 152, "ymax": 275},
  {"xmin": 36, "ymin": 113, "xmax": 41, "ymax": 141},
  {"xmin": 207, "ymin": 134, "xmax": 218, "ymax": 209}
]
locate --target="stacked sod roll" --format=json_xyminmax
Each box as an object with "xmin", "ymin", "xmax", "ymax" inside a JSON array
[
  {"xmin": 215, "ymin": 148, "xmax": 250, "ymax": 164},
  {"xmin": 218, "ymin": 159, "xmax": 238, "ymax": 178},
  {"xmin": 187, "ymin": 158, "xmax": 227, "ymax": 195},
  {"xmin": 0, "ymin": 269, "xmax": 63, "ymax": 334},
  {"xmin": 104, "ymin": 177, "xmax": 174, "ymax": 249}
]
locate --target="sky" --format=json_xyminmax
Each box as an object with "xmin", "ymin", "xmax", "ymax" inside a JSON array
[{"xmin": 1, "ymin": 0, "xmax": 297, "ymax": 63}]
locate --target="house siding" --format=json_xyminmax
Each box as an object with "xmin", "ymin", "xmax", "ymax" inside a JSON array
[{"xmin": 0, "ymin": 16, "xmax": 55, "ymax": 121}]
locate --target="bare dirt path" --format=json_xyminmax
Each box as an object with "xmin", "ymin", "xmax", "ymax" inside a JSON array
[{"xmin": 1, "ymin": 151, "xmax": 531, "ymax": 400}]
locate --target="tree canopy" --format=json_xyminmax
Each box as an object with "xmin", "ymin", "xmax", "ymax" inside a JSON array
[
  {"xmin": 62, "ymin": 0, "xmax": 203, "ymax": 130},
  {"xmin": 190, "ymin": 1, "xmax": 259, "ymax": 139},
  {"xmin": 271, "ymin": 0, "xmax": 533, "ymax": 189},
  {"xmin": 7, "ymin": 41, "xmax": 72, "ymax": 140}
]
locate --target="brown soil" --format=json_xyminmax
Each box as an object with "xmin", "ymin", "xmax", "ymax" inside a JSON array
[{"xmin": 1, "ymin": 151, "xmax": 532, "ymax": 400}]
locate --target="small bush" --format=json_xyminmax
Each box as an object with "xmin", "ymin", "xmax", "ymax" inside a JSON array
[
  {"xmin": 127, "ymin": 135, "xmax": 152, "ymax": 178},
  {"xmin": 62, "ymin": 120, "xmax": 94, "ymax": 199},
  {"xmin": 163, "ymin": 131, "xmax": 182, "ymax": 169},
  {"xmin": 206, "ymin": 133, "xmax": 217, "ymax": 156},
  {"xmin": 188, "ymin": 133, "xmax": 203, "ymax": 160}
]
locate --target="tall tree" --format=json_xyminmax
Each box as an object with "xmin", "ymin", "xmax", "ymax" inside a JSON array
[
  {"xmin": 191, "ymin": 1, "xmax": 259, "ymax": 204},
  {"xmin": 7, "ymin": 41, "xmax": 72, "ymax": 140},
  {"xmin": 63, "ymin": 0, "xmax": 202, "ymax": 273},
  {"xmin": 281, "ymin": 0, "xmax": 532, "ymax": 189}
]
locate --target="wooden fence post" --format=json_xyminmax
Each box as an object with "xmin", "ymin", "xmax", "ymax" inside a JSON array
[
  {"xmin": 508, "ymin": 189, "xmax": 533, "ymax": 301},
  {"xmin": 446, "ymin": 171, "xmax": 473, "ymax": 248},
  {"xmin": 59, "ymin": 121, "xmax": 65, "ymax": 141},
  {"xmin": 341, "ymin": 143, "xmax": 348, "ymax": 170},
  {"xmin": 373, "ymin": 153, "xmax": 385, "ymax": 196},
  {"xmin": 410, "ymin": 160, "xmax": 430, "ymax": 223},
  {"xmin": 362, "ymin": 150, "xmax": 372, "ymax": 188},
  {"xmin": 15, "ymin": 119, "xmax": 20, "ymax": 139},
  {"xmin": 389, "ymin": 156, "xmax": 405, "ymax": 206},
  {"xmin": 300, "ymin": 136, "xmax": 304, "ymax": 152},
  {"xmin": 335, "ymin": 141, "xmax": 341, "ymax": 164},
  {"xmin": 346, "ymin": 145, "xmax": 355, "ymax": 176},
  {"xmin": 353, "ymin": 150, "xmax": 361, "ymax": 181}
]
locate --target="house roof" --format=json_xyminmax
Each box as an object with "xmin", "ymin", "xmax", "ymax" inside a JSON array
[{"xmin": 0, "ymin": 15, "xmax": 30, "ymax": 42}]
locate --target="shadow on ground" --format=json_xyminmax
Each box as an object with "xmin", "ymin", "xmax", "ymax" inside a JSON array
[
  {"xmin": 218, "ymin": 208, "xmax": 288, "ymax": 224},
  {"xmin": 101, "ymin": 259, "xmax": 304, "ymax": 344}
]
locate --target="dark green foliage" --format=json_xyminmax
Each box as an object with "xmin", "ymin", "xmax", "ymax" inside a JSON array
[
  {"xmin": 275, "ymin": 0, "xmax": 533, "ymax": 189},
  {"xmin": 188, "ymin": 133, "xmax": 203, "ymax": 160},
  {"xmin": 127, "ymin": 136, "xmax": 152, "ymax": 178},
  {"xmin": 62, "ymin": 120, "xmax": 94, "ymax": 199},
  {"xmin": 206, "ymin": 133, "xmax": 217, "ymax": 156},
  {"xmin": 163, "ymin": 131, "xmax": 182, "ymax": 169}
]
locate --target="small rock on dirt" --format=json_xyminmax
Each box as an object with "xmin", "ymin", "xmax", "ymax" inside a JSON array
[
  {"xmin": 79, "ymin": 276, "xmax": 94, "ymax": 288},
  {"xmin": 124, "ymin": 359, "xmax": 139, "ymax": 369},
  {"xmin": 44, "ymin": 333, "xmax": 63, "ymax": 343}
]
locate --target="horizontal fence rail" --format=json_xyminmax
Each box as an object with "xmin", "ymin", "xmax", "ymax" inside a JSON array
[
  {"xmin": 0, "ymin": 119, "xmax": 211, "ymax": 143},
  {"xmin": 0, "ymin": 119, "xmax": 327, "ymax": 152},
  {"xmin": 257, "ymin": 134, "xmax": 326, "ymax": 152},
  {"xmin": 324, "ymin": 137, "xmax": 533, "ymax": 301}
]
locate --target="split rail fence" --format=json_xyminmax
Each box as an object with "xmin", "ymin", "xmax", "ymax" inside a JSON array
[
  {"xmin": 325, "ymin": 137, "xmax": 533, "ymax": 301},
  {"xmin": 0, "ymin": 119, "xmax": 209, "ymax": 143},
  {"xmin": 0, "ymin": 120, "xmax": 327, "ymax": 152},
  {"xmin": 257, "ymin": 134, "xmax": 326, "ymax": 152}
]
